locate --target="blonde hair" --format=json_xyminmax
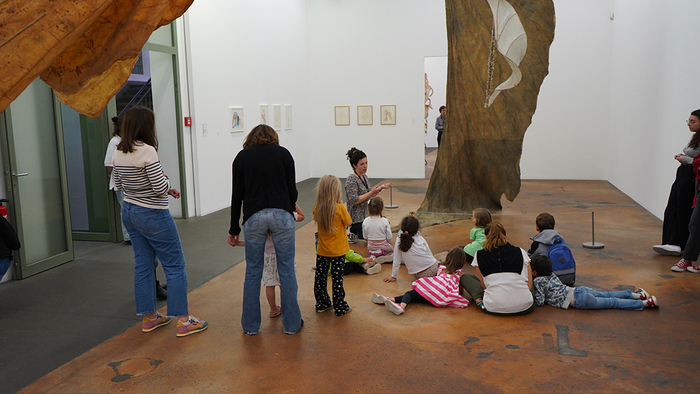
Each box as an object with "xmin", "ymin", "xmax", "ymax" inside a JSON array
[
  {"xmin": 482, "ymin": 222, "xmax": 508, "ymax": 251},
  {"xmin": 315, "ymin": 175, "xmax": 343, "ymax": 234}
]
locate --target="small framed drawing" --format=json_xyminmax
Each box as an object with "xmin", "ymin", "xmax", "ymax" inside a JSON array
[
  {"xmin": 380, "ymin": 105, "xmax": 396, "ymax": 125},
  {"xmin": 230, "ymin": 106, "xmax": 244, "ymax": 132},
  {"xmin": 357, "ymin": 105, "xmax": 373, "ymax": 125},
  {"xmin": 273, "ymin": 104, "xmax": 281, "ymax": 131},
  {"xmin": 284, "ymin": 104, "xmax": 292, "ymax": 130},
  {"xmin": 259, "ymin": 104, "xmax": 269, "ymax": 125},
  {"xmin": 335, "ymin": 106, "xmax": 350, "ymax": 126}
]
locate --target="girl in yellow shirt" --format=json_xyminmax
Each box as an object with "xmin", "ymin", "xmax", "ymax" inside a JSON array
[{"xmin": 313, "ymin": 175, "xmax": 352, "ymax": 316}]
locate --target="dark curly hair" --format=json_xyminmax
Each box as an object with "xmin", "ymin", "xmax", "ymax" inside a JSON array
[{"xmin": 346, "ymin": 147, "xmax": 366, "ymax": 169}]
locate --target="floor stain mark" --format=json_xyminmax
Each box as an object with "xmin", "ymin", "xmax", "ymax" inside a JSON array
[
  {"xmin": 464, "ymin": 337, "xmax": 480, "ymax": 345},
  {"xmin": 556, "ymin": 325, "xmax": 587, "ymax": 357},
  {"xmin": 505, "ymin": 344, "xmax": 519, "ymax": 349},
  {"xmin": 658, "ymin": 274, "xmax": 674, "ymax": 279},
  {"xmin": 476, "ymin": 352, "xmax": 493, "ymax": 359},
  {"xmin": 108, "ymin": 358, "xmax": 164, "ymax": 383}
]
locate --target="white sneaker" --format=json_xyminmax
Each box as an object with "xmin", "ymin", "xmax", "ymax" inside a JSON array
[
  {"xmin": 653, "ymin": 244, "xmax": 682, "ymax": 256},
  {"xmin": 384, "ymin": 299, "xmax": 405, "ymax": 315},
  {"xmin": 365, "ymin": 263, "xmax": 382, "ymax": 275},
  {"xmin": 371, "ymin": 293, "xmax": 386, "ymax": 304},
  {"xmin": 375, "ymin": 254, "xmax": 394, "ymax": 264}
]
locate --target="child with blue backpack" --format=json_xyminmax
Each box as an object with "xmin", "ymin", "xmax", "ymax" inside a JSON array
[{"xmin": 527, "ymin": 212, "xmax": 576, "ymax": 286}]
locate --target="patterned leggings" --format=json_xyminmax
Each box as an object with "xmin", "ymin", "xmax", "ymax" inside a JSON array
[{"xmin": 314, "ymin": 255, "xmax": 350, "ymax": 316}]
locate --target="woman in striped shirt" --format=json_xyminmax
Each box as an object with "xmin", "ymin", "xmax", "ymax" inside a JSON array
[
  {"xmin": 373, "ymin": 247, "xmax": 469, "ymax": 315},
  {"xmin": 113, "ymin": 107, "xmax": 207, "ymax": 338}
]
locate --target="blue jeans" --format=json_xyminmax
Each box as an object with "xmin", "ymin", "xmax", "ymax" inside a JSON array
[
  {"xmin": 0, "ymin": 257, "xmax": 11, "ymax": 278},
  {"xmin": 122, "ymin": 201, "xmax": 188, "ymax": 317},
  {"xmin": 242, "ymin": 208, "xmax": 301, "ymax": 334},
  {"xmin": 572, "ymin": 287, "xmax": 643, "ymax": 311},
  {"xmin": 115, "ymin": 190, "xmax": 130, "ymax": 241}
]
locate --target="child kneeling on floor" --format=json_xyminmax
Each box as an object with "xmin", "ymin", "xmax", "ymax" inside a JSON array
[
  {"xmin": 373, "ymin": 247, "xmax": 469, "ymax": 315},
  {"xmin": 531, "ymin": 255, "xmax": 658, "ymax": 310}
]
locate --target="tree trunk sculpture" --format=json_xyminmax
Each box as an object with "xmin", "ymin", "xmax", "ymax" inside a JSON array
[{"xmin": 419, "ymin": 0, "xmax": 555, "ymax": 220}]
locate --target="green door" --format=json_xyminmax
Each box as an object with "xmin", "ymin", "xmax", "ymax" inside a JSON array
[{"xmin": 0, "ymin": 79, "xmax": 73, "ymax": 278}]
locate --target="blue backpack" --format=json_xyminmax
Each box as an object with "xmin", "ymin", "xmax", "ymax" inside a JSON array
[{"xmin": 547, "ymin": 237, "xmax": 576, "ymax": 286}]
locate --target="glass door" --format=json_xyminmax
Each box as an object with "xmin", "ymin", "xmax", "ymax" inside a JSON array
[
  {"xmin": 0, "ymin": 79, "xmax": 73, "ymax": 278},
  {"xmin": 61, "ymin": 104, "xmax": 118, "ymax": 241}
]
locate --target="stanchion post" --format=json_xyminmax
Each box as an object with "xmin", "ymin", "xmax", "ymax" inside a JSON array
[
  {"xmin": 385, "ymin": 186, "xmax": 398, "ymax": 209},
  {"xmin": 582, "ymin": 211, "xmax": 604, "ymax": 249}
]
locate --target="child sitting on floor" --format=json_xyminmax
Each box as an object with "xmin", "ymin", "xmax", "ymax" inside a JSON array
[
  {"xmin": 363, "ymin": 196, "xmax": 394, "ymax": 264},
  {"xmin": 373, "ymin": 247, "xmax": 469, "ymax": 315},
  {"xmin": 528, "ymin": 212, "xmax": 576, "ymax": 285},
  {"xmin": 383, "ymin": 215, "xmax": 440, "ymax": 283},
  {"xmin": 531, "ymin": 255, "xmax": 658, "ymax": 310},
  {"xmin": 463, "ymin": 208, "xmax": 492, "ymax": 263}
]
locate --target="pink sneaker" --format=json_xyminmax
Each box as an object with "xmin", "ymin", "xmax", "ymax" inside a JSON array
[
  {"xmin": 176, "ymin": 315, "xmax": 208, "ymax": 337},
  {"xmin": 672, "ymin": 259, "xmax": 692, "ymax": 272},
  {"xmin": 142, "ymin": 312, "xmax": 171, "ymax": 332}
]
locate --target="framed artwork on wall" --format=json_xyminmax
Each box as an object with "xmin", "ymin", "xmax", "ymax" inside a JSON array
[
  {"xmin": 285, "ymin": 104, "xmax": 292, "ymax": 130},
  {"xmin": 230, "ymin": 106, "xmax": 244, "ymax": 132},
  {"xmin": 259, "ymin": 104, "xmax": 268, "ymax": 124},
  {"xmin": 335, "ymin": 106, "xmax": 350, "ymax": 126},
  {"xmin": 357, "ymin": 105, "xmax": 373, "ymax": 125},
  {"xmin": 273, "ymin": 104, "xmax": 281, "ymax": 131},
  {"xmin": 380, "ymin": 105, "xmax": 396, "ymax": 125}
]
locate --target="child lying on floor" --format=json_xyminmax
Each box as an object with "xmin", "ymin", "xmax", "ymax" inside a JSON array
[
  {"xmin": 373, "ymin": 247, "xmax": 469, "ymax": 315},
  {"xmin": 531, "ymin": 255, "xmax": 658, "ymax": 311}
]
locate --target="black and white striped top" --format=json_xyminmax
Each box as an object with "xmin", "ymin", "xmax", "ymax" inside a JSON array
[{"xmin": 112, "ymin": 142, "xmax": 170, "ymax": 209}]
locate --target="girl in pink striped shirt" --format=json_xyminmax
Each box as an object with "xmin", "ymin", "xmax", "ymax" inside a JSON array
[{"xmin": 372, "ymin": 247, "xmax": 470, "ymax": 315}]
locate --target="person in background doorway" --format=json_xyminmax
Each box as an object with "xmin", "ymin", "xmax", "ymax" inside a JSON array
[{"xmin": 435, "ymin": 105, "xmax": 446, "ymax": 147}]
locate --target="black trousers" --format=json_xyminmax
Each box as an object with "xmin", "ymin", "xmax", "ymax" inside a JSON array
[
  {"xmin": 394, "ymin": 289, "xmax": 429, "ymax": 305},
  {"xmin": 662, "ymin": 165, "xmax": 695, "ymax": 249}
]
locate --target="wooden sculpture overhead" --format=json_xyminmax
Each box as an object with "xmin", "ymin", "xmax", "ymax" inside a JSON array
[
  {"xmin": 419, "ymin": 0, "xmax": 555, "ymax": 220},
  {"xmin": 0, "ymin": 0, "xmax": 194, "ymax": 118}
]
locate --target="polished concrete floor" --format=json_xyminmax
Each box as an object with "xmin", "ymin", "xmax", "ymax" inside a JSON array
[{"xmin": 8, "ymin": 150, "xmax": 700, "ymax": 393}]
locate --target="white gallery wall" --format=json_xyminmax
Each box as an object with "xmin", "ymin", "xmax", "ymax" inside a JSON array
[
  {"xmin": 607, "ymin": 0, "xmax": 700, "ymax": 219},
  {"xmin": 304, "ymin": 0, "xmax": 445, "ymax": 180},
  {"xmin": 178, "ymin": 0, "xmax": 696, "ymax": 219},
  {"xmin": 425, "ymin": 56, "xmax": 447, "ymax": 149},
  {"xmin": 180, "ymin": 0, "xmax": 309, "ymax": 216}
]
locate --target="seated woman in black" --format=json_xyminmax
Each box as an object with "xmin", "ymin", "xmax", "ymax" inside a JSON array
[{"xmin": 460, "ymin": 222, "xmax": 535, "ymax": 315}]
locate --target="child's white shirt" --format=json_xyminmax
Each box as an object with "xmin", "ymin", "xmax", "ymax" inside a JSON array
[
  {"xmin": 391, "ymin": 232, "xmax": 437, "ymax": 278},
  {"xmin": 362, "ymin": 216, "xmax": 392, "ymax": 243}
]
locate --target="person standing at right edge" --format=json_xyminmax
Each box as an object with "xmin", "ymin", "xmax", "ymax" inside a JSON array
[
  {"xmin": 435, "ymin": 105, "xmax": 446, "ymax": 147},
  {"xmin": 228, "ymin": 124, "xmax": 303, "ymax": 335},
  {"xmin": 673, "ymin": 144, "xmax": 700, "ymax": 273},
  {"xmin": 655, "ymin": 109, "xmax": 700, "ymax": 256}
]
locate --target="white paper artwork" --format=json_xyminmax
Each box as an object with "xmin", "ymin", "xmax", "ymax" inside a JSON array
[
  {"xmin": 260, "ymin": 104, "xmax": 268, "ymax": 124},
  {"xmin": 230, "ymin": 106, "xmax": 244, "ymax": 132},
  {"xmin": 484, "ymin": 0, "xmax": 527, "ymax": 108},
  {"xmin": 285, "ymin": 105, "xmax": 292, "ymax": 130},
  {"xmin": 273, "ymin": 104, "xmax": 281, "ymax": 131}
]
